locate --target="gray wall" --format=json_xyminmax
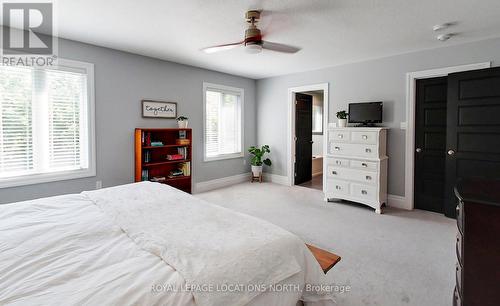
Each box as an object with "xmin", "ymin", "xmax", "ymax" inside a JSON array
[
  {"xmin": 256, "ymin": 37, "xmax": 500, "ymax": 197},
  {"xmin": 0, "ymin": 38, "xmax": 256, "ymax": 204}
]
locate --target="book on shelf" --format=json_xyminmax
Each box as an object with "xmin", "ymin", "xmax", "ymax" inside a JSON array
[
  {"xmin": 177, "ymin": 147, "xmax": 187, "ymax": 159},
  {"xmin": 176, "ymin": 138, "xmax": 190, "ymax": 145},
  {"xmin": 166, "ymin": 154, "xmax": 184, "ymax": 161},
  {"xmin": 144, "ymin": 150, "xmax": 151, "ymax": 163},
  {"xmin": 141, "ymin": 169, "xmax": 149, "ymax": 181},
  {"xmin": 143, "ymin": 132, "xmax": 151, "ymax": 146},
  {"xmin": 180, "ymin": 161, "xmax": 191, "ymax": 176},
  {"xmin": 150, "ymin": 141, "xmax": 164, "ymax": 147}
]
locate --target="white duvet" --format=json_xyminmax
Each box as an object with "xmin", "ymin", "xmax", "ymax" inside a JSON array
[{"xmin": 0, "ymin": 182, "xmax": 334, "ymax": 306}]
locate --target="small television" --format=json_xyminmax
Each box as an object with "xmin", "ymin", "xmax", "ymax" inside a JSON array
[{"xmin": 348, "ymin": 102, "xmax": 383, "ymax": 126}]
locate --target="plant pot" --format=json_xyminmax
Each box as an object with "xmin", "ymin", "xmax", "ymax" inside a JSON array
[
  {"xmin": 177, "ymin": 120, "xmax": 188, "ymax": 128},
  {"xmin": 338, "ymin": 118, "xmax": 347, "ymax": 128},
  {"xmin": 251, "ymin": 165, "xmax": 263, "ymax": 177}
]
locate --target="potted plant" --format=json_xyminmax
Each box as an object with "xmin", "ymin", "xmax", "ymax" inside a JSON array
[
  {"xmin": 248, "ymin": 145, "xmax": 272, "ymax": 177},
  {"xmin": 177, "ymin": 116, "xmax": 188, "ymax": 128},
  {"xmin": 336, "ymin": 110, "xmax": 348, "ymax": 127}
]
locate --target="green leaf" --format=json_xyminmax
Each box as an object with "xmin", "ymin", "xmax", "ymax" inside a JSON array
[{"xmin": 263, "ymin": 158, "xmax": 272, "ymax": 166}]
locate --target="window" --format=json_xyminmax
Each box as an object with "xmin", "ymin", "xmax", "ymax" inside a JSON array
[
  {"xmin": 0, "ymin": 59, "xmax": 95, "ymax": 188},
  {"xmin": 203, "ymin": 83, "xmax": 243, "ymax": 161},
  {"xmin": 312, "ymin": 105, "xmax": 323, "ymax": 135}
]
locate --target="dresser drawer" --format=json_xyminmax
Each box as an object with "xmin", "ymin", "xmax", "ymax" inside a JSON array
[
  {"xmin": 327, "ymin": 179, "xmax": 350, "ymax": 196},
  {"xmin": 329, "ymin": 130, "xmax": 350, "ymax": 142},
  {"xmin": 351, "ymin": 131, "xmax": 378, "ymax": 144},
  {"xmin": 327, "ymin": 166, "xmax": 378, "ymax": 185},
  {"xmin": 350, "ymin": 160, "xmax": 378, "ymax": 171},
  {"xmin": 351, "ymin": 183, "xmax": 377, "ymax": 200},
  {"xmin": 329, "ymin": 143, "xmax": 378, "ymax": 158},
  {"xmin": 330, "ymin": 158, "xmax": 350, "ymax": 167}
]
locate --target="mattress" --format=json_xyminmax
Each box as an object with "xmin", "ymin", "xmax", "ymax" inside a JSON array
[{"xmin": 0, "ymin": 183, "xmax": 334, "ymax": 306}]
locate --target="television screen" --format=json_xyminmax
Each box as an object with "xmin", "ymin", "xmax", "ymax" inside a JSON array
[{"xmin": 348, "ymin": 102, "xmax": 383, "ymax": 124}]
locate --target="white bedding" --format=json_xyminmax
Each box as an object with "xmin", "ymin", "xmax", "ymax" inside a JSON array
[{"xmin": 0, "ymin": 182, "xmax": 335, "ymax": 306}]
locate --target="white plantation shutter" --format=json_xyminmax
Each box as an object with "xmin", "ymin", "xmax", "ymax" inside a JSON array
[
  {"xmin": 47, "ymin": 70, "xmax": 85, "ymax": 170},
  {"xmin": 0, "ymin": 60, "xmax": 94, "ymax": 187},
  {"xmin": 0, "ymin": 66, "xmax": 33, "ymax": 176},
  {"xmin": 204, "ymin": 83, "xmax": 243, "ymax": 160}
]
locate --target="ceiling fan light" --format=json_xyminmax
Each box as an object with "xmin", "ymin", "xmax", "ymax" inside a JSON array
[{"xmin": 245, "ymin": 43, "xmax": 262, "ymax": 54}]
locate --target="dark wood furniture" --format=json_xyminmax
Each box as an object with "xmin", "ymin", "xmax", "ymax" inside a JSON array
[
  {"xmin": 135, "ymin": 128, "xmax": 192, "ymax": 193},
  {"xmin": 306, "ymin": 244, "xmax": 341, "ymax": 274},
  {"xmin": 453, "ymin": 178, "xmax": 500, "ymax": 306}
]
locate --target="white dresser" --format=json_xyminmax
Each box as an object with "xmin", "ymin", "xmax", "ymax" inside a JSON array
[{"xmin": 324, "ymin": 127, "xmax": 388, "ymax": 213}]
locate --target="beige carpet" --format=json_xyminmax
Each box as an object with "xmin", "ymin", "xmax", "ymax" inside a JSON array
[{"xmin": 196, "ymin": 182, "xmax": 456, "ymax": 306}]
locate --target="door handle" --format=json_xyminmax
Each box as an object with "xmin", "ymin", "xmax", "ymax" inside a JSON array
[
  {"xmin": 309, "ymin": 141, "xmax": 314, "ymax": 144},
  {"xmin": 416, "ymin": 148, "xmax": 422, "ymax": 153},
  {"xmin": 447, "ymin": 149, "xmax": 455, "ymax": 156}
]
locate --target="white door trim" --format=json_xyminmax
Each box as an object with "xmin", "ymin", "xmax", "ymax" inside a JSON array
[
  {"xmin": 287, "ymin": 83, "xmax": 329, "ymax": 189},
  {"xmin": 404, "ymin": 62, "xmax": 491, "ymax": 210}
]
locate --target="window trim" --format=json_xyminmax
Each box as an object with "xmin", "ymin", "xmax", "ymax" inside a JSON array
[
  {"xmin": 203, "ymin": 82, "xmax": 244, "ymax": 162},
  {"xmin": 0, "ymin": 58, "xmax": 96, "ymax": 188}
]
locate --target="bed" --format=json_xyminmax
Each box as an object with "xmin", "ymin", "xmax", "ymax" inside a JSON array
[{"xmin": 0, "ymin": 182, "xmax": 335, "ymax": 306}]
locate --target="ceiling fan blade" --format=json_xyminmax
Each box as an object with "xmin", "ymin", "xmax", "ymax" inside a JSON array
[
  {"xmin": 201, "ymin": 42, "xmax": 243, "ymax": 54},
  {"xmin": 261, "ymin": 41, "xmax": 300, "ymax": 54}
]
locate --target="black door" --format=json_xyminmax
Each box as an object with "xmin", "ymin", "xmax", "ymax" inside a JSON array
[
  {"xmin": 295, "ymin": 93, "xmax": 313, "ymax": 185},
  {"xmin": 414, "ymin": 77, "xmax": 448, "ymax": 213},
  {"xmin": 445, "ymin": 67, "xmax": 500, "ymax": 217}
]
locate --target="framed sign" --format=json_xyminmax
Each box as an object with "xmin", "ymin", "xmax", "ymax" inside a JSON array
[{"xmin": 142, "ymin": 100, "xmax": 177, "ymax": 118}]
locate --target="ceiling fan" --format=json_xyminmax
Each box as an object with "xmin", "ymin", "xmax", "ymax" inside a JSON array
[{"xmin": 201, "ymin": 10, "xmax": 300, "ymax": 55}]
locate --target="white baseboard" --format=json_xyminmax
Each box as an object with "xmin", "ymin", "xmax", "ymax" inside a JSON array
[
  {"xmin": 194, "ymin": 173, "xmax": 248, "ymax": 193},
  {"xmin": 387, "ymin": 194, "xmax": 410, "ymax": 210},
  {"xmin": 263, "ymin": 173, "xmax": 289, "ymax": 185}
]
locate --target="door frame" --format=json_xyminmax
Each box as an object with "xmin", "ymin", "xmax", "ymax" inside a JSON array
[
  {"xmin": 404, "ymin": 62, "xmax": 491, "ymax": 210},
  {"xmin": 287, "ymin": 83, "xmax": 329, "ymax": 189}
]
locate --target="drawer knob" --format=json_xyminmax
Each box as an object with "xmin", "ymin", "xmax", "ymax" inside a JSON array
[
  {"xmin": 336, "ymin": 160, "xmax": 340, "ymax": 165},
  {"xmin": 365, "ymin": 148, "xmax": 371, "ymax": 153},
  {"xmin": 332, "ymin": 171, "xmax": 337, "ymax": 175},
  {"xmin": 361, "ymin": 190, "xmax": 367, "ymax": 195},
  {"xmin": 361, "ymin": 163, "xmax": 368, "ymax": 167},
  {"xmin": 338, "ymin": 134, "xmax": 343, "ymax": 139},
  {"xmin": 334, "ymin": 146, "xmax": 340, "ymax": 151},
  {"xmin": 362, "ymin": 135, "xmax": 368, "ymax": 140},
  {"xmin": 336, "ymin": 185, "xmax": 341, "ymax": 190},
  {"xmin": 366, "ymin": 175, "xmax": 372, "ymax": 180}
]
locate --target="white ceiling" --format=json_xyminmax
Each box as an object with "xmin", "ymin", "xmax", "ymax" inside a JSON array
[{"xmin": 51, "ymin": 0, "xmax": 500, "ymax": 79}]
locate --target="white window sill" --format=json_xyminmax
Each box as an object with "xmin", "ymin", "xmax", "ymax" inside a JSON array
[
  {"xmin": 204, "ymin": 153, "xmax": 244, "ymax": 162},
  {"xmin": 0, "ymin": 168, "xmax": 96, "ymax": 189}
]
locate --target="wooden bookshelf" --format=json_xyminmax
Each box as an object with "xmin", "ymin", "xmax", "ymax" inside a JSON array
[{"xmin": 135, "ymin": 128, "xmax": 192, "ymax": 193}]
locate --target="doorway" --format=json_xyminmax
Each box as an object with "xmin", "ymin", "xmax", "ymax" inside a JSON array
[
  {"xmin": 412, "ymin": 65, "xmax": 500, "ymax": 217},
  {"xmin": 294, "ymin": 91, "xmax": 325, "ymax": 189},
  {"xmin": 287, "ymin": 83, "xmax": 329, "ymax": 190}
]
